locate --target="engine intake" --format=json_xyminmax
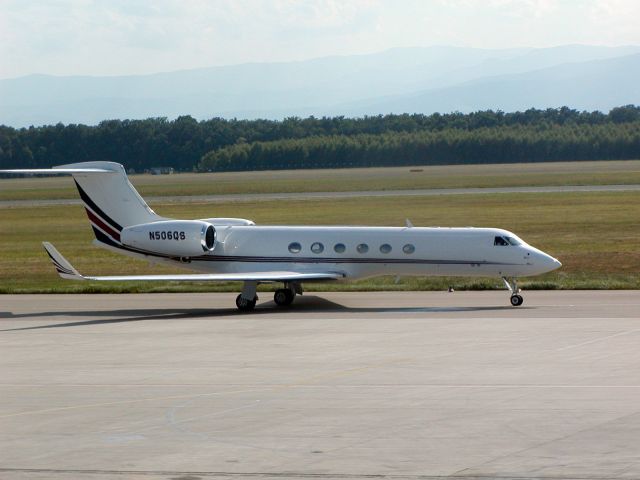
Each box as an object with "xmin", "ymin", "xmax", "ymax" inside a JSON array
[
  {"xmin": 203, "ymin": 223, "xmax": 215, "ymax": 251},
  {"xmin": 121, "ymin": 220, "xmax": 216, "ymax": 257}
]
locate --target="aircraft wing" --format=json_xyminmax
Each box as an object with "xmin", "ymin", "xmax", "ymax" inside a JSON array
[{"xmin": 43, "ymin": 242, "xmax": 344, "ymax": 283}]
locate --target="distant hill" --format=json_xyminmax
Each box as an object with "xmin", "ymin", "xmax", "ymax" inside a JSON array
[
  {"xmin": 341, "ymin": 53, "xmax": 640, "ymax": 116},
  {"xmin": 1, "ymin": 45, "xmax": 639, "ymax": 127}
]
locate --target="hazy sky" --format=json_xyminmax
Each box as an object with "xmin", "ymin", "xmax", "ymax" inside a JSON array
[{"xmin": 2, "ymin": 0, "xmax": 639, "ymax": 79}]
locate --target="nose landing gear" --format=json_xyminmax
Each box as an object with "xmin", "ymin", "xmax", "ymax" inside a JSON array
[
  {"xmin": 502, "ymin": 277, "xmax": 524, "ymax": 307},
  {"xmin": 510, "ymin": 294, "xmax": 524, "ymax": 306}
]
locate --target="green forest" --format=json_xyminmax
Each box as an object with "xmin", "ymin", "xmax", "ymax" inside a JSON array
[{"xmin": 1, "ymin": 106, "xmax": 639, "ymax": 172}]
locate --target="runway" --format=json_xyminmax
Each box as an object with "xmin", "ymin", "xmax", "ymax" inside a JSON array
[
  {"xmin": 1, "ymin": 291, "xmax": 640, "ymax": 479},
  {"xmin": 1, "ymin": 183, "xmax": 639, "ymax": 208}
]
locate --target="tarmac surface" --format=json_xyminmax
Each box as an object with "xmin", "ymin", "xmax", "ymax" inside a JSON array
[
  {"xmin": 1, "ymin": 290, "xmax": 640, "ymax": 479},
  {"xmin": 1, "ymin": 183, "xmax": 639, "ymax": 207}
]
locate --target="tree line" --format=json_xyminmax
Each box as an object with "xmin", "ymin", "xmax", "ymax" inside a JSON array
[
  {"xmin": 1, "ymin": 106, "xmax": 639, "ymax": 172},
  {"xmin": 199, "ymin": 122, "xmax": 640, "ymax": 171}
]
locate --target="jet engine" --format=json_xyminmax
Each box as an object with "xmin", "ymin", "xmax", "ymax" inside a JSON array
[{"xmin": 120, "ymin": 220, "xmax": 216, "ymax": 257}]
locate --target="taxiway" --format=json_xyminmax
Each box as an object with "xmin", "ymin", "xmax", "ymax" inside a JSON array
[
  {"xmin": 1, "ymin": 183, "xmax": 639, "ymax": 208},
  {"xmin": 1, "ymin": 291, "xmax": 639, "ymax": 479}
]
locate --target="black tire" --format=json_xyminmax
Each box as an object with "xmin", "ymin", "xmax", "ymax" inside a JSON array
[
  {"xmin": 274, "ymin": 288, "xmax": 295, "ymax": 306},
  {"xmin": 236, "ymin": 294, "xmax": 257, "ymax": 312},
  {"xmin": 510, "ymin": 294, "xmax": 524, "ymax": 307}
]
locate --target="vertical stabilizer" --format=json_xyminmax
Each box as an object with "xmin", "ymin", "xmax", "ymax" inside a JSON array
[{"xmin": 55, "ymin": 162, "xmax": 165, "ymax": 244}]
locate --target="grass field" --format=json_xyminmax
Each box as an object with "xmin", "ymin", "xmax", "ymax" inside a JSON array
[
  {"xmin": 2, "ymin": 160, "xmax": 640, "ymax": 201},
  {"xmin": 1, "ymin": 189, "xmax": 638, "ymax": 293}
]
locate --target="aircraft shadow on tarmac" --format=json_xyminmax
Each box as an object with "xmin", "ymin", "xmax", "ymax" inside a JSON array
[{"xmin": 0, "ymin": 295, "xmax": 514, "ymax": 331}]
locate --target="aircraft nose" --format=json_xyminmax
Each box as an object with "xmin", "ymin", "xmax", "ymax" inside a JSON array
[
  {"xmin": 527, "ymin": 248, "xmax": 561, "ymax": 273},
  {"xmin": 538, "ymin": 252, "xmax": 562, "ymax": 272}
]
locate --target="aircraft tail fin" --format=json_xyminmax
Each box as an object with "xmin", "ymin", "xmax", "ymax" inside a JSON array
[
  {"xmin": 60, "ymin": 162, "xmax": 164, "ymax": 242},
  {"xmin": 2, "ymin": 162, "xmax": 165, "ymax": 247}
]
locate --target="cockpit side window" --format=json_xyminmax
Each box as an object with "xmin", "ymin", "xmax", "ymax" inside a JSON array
[{"xmin": 494, "ymin": 236, "xmax": 509, "ymax": 246}]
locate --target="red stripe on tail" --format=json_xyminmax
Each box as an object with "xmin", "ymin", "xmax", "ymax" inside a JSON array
[{"xmin": 85, "ymin": 208, "xmax": 121, "ymax": 242}]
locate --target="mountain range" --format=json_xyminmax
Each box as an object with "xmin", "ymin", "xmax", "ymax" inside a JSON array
[{"xmin": 1, "ymin": 45, "xmax": 639, "ymax": 127}]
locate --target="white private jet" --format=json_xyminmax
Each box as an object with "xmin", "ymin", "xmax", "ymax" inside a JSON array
[{"xmin": 2, "ymin": 162, "xmax": 561, "ymax": 311}]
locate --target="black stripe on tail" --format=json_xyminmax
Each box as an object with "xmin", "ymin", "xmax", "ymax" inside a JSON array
[
  {"xmin": 92, "ymin": 226, "xmax": 122, "ymax": 248},
  {"xmin": 74, "ymin": 180, "xmax": 123, "ymax": 232}
]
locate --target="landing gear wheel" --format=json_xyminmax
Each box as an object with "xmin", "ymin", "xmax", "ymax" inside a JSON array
[
  {"xmin": 236, "ymin": 294, "xmax": 257, "ymax": 312},
  {"xmin": 274, "ymin": 288, "xmax": 295, "ymax": 306},
  {"xmin": 510, "ymin": 294, "xmax": 524, "ymax": 307}
]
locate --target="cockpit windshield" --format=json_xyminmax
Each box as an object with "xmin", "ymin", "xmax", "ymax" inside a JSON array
[
  {"xmin": 506, "ymin": 236, "xmax": 522, "ymax": 246},
  {"xmin": 494, "ymin": 235, "xmax": 523, "ymax": 246}
]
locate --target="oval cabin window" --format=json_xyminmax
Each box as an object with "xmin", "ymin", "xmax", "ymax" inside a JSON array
[
  {"xmin": 380, "ymin": 244, "xmax": 392, "ymax": 254},
  {"xmin": 403, "ymin": 244, "xmax": 415, "ymax": 254},
  {"xmin": 357, "ymin": 243, "xmax": 369, "ymax": 253},
  {"xmin": 288, "ymin": 242, "xmax": 302, "ymax": 253},
  {"xmin": 311, "ymin": 242, "xmax": 324, "ymax": 254},
  {"xmin": 334, "ymin": 243, "xmax": 346, "ymax": 253}
]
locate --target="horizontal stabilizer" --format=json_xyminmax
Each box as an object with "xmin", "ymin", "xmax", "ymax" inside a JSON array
[
  {"xmin": 42, "ymin": 243, "xmax": 343, "ymax": 283},
  {"xmin": 1, "ymin": 168, "xmax": 115, "ymax": 175}
]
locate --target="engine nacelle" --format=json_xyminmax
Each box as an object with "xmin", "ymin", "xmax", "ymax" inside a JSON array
[
  {"xmin": 200, "ymin": 217, "xmax": 255, "ymax": 226},
  {"xmin": 121, "ymin": 220, "xmax": 216, "ymax": 257}
]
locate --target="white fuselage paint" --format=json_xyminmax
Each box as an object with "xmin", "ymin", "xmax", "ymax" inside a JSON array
[
  {"xmin": 2, "ymin": 162, "xmax": 562, "ymax": 303},
  {"xmin": 176, "ymin": 225, "xmax": 560, "ymax": 279}
]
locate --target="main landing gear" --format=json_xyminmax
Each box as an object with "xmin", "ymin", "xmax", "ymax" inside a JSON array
[
  {"xmin": 274, "ymin": 282, "xmax": 301, "ymax": 307},
  {"xmin": 235, "ymin": 281, "xmax": 302, "ymax": 312},
  {"xmin": 274, "ymin": 288, "xmax": 295, "ymax": 306},
  {"xmin": 236, "ymin": 294, "xmax": 257, "ymax": 312},
  {"xmin": 236, "ymin": 280, "xmax": 258, "ymax": 312},
  {"xmin": 502, "ymin": 277, "xmax": 524, "ymax": 307}
]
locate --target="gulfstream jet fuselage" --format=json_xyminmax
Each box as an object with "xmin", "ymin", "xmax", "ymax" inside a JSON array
[{"xmin": 2, "ymin": 162, "xmax": 561, "ymax": 310}]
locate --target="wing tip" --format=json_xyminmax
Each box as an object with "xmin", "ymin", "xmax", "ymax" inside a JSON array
[{"xmin": 42, "ymin": 242, "xmax": 85, "ymax": 280}]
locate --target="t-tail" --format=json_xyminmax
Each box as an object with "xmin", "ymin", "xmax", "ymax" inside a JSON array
[
  {"xmin": 1, "ymin": 162, "xmax": 223, "ymax": 259},
  {"xmin": 2, "ymin": 162, "xmax": 164, "ymax": 248},
  {"xmin": 61, "ymin": 162, "xmax": 164, "ymax": 247}
]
